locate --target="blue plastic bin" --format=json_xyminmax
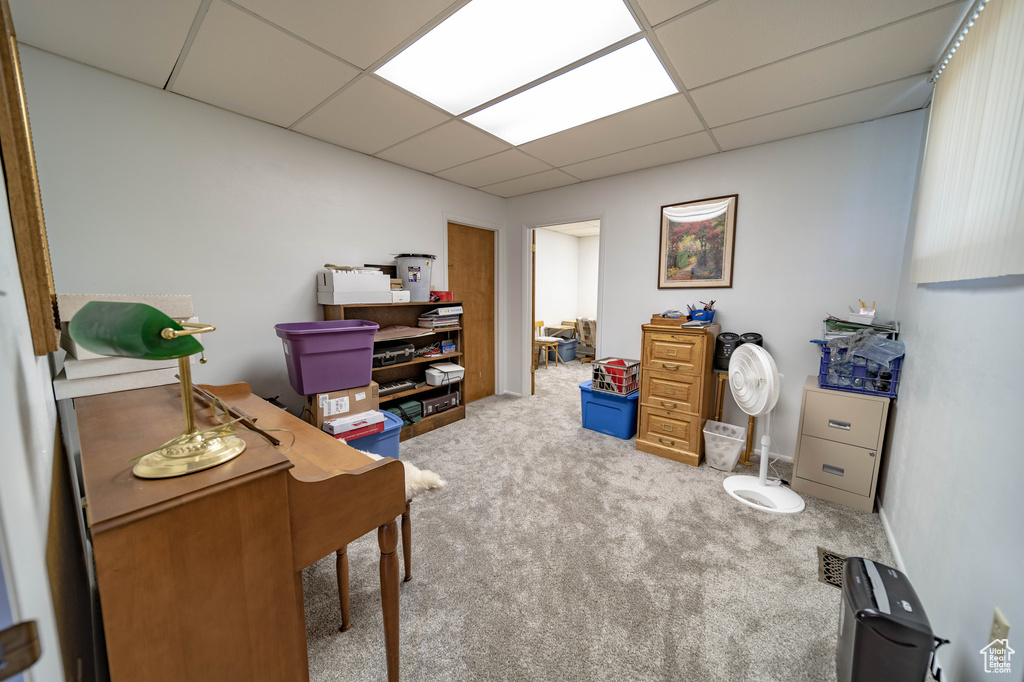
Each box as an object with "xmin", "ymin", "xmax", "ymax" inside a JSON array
[
  {"xmin": 347, "ymin": 410, "xmax": 403, "ymax": 459},
  {"xmin": 580, "ymin": 380, "xmax": 639, "ymax": 439},
  {"xmin": 548, "ymin": 338, "xmax": 578, "ymax": 363},
  {"xmin": 818, "ymin": 346, "xmax": 903, "ymax": 398}
]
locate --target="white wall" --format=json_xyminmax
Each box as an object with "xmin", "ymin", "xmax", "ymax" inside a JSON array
[
  {"xmin": 507, "ymin": 111, "xmax": 927, "ymax": 457},
  {"xmin": 880, "ymin": 194, "xmax": 1024, "ymax": 679},
  {"xmin": 577, "ymin": 235, "xmax": 599, "ymax": 319},
  {"xmin": 535, "ymin": 228, "xmax": 579, "ymax": 328},
  {"xmin": 19, "ymin": 47, "xmax": 508, "ymax": 411},
  {"xmin": 0, "ymin": 170, "xmax": 65, "ymax": 680}
]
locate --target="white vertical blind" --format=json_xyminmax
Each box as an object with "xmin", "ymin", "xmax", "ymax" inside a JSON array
[{"xmin": 911, "ymin": 0, "xmax": 1024, "ymax": 283}]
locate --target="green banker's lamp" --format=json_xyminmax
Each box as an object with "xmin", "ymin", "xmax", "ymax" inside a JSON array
[{"xmin": 69, "ymin": 301, "xmax": 246, "ymax": 479}]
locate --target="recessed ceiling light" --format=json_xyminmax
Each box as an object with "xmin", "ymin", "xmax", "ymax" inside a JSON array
[
  {"xmin": 464, "ymin": 39, "xmax": 677, "ymax": 146},
  {"xmin": 375, "ymin": 0, "xmax": 639, "ymax": 115}
]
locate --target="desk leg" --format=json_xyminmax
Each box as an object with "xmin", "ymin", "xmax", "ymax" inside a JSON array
[
  {"xmin": 741, "ymin": 414, "xmax": 756, "ymax": 466},
  {"xmin": 379, "ymin": 521, "xmax": 400, "ymax": 682},
  {"xmin": 401, "ymin": 501, "xmax": 412, "ymax": 582},
  {"xmin": 714, "ymin": 373, "xmax": 728, "ymax": 422},
  {"xmin": 336, "ymin": 547, "xmax": 351, "ymax": 632}
]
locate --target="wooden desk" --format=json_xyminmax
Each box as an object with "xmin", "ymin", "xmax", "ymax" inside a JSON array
[{"xmin": 75, "ymin": 383, "xmax": 405, "ymax": 681}]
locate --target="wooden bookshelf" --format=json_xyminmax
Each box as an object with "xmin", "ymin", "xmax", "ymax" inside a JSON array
[{"xmin": 323, "ymin": 301, "xmax": 465, "ymax": 441}]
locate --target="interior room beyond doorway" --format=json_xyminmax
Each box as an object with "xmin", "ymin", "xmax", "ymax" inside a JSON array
[{"xmin": 532, "ymin": 220, "xmax": 600, "ymax": 394}]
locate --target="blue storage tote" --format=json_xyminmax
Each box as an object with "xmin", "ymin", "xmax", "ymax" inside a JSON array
[
  {"xmin": 548, "ymin": 338, "xmax": 578, "ymax": 363},
  {"xmin": 347, "ymin": 410, "xmax": 403, "ymax": 459},
  {"xmin": 580, "ymin": 379, "xmax": 639, "ymax": 439}
]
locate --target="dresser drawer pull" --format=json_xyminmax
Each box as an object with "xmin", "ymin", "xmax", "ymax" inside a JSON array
[
  {"xmin": 661, "ymin": 363, "xmax": 678, "ymax": 371},
  {"xmin": 660, "ymin": 401, "xmax": 678, "ymax": 409},
  {"xmin": 822, "ymin": 464, "xmax": 845, "ymax": 477},
  {"xmin": 659, "ymin": 437, "xmax": 676, "ymax": 446},
  {"xmin": 828, "ymin": 419, "xmax": 852, "ymax": 431}
]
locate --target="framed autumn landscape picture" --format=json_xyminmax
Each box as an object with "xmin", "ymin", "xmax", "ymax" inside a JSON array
[{"xmin": 658, "ymin": 194, "xmax": 737, "ymax": 289}]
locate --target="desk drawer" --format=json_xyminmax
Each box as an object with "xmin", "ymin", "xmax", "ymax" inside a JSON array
[
  {"xmin": 802, "ymin": 390, "xmax": 885, "ymax": 449},
  {"xmin": 639, "ymin": 407, "xmax": 698, "ymax": 453},
  {"xmin": 795, "ymin": 435, "xmax": 876, "ymax": 497},
  {"xmin": 644, "ymin": 332, "xmax": 704, "ymax": 374},
  {"xmin": 642, "ymin": 371, "xmax": 701, "ymax": 414}
]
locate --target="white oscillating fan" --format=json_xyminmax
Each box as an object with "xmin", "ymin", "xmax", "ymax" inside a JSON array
[{"xmin": 722, "ymin": 344, "xmax": 805, "ymax": 514}]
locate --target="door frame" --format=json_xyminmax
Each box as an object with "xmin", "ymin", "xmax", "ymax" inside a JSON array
[
  {"xmin": 441, "ymin": 213, "xmax": 502, "ymax": 395},
  {"xmin": 523, "ymin": 216, "xmax": 605, "ymax": 397}
]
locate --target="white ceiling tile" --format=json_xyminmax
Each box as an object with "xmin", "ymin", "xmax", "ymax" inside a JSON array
[
  {"xmin": 634, "ymin": 0, "xmax": 707, "ymax": 27},
  {"xmin": 478, "ymin": 170, "xmax": 579, "ymax": 198},
  {"xmin": 543, "ymin": 220, "xmax": 601, "ymax": 236},
  {"xmin": 712, "ymin": 75, "xmax": 933, "ymax": 150},
  {"xmin": 233, "ymin": 0, "xmax": 459, "ymax": 69},
  {"xmin": 375, "ymin": 121, "xmax": 509, "ymax": 173},
  {"xmin": 9, "ymin": 0, "xmax": 202, "ymax": 87},
  {"xmin": 561, "ymin": 132, "xmax": 717, "ymax": 181},
  {"xmin": 520, "ymin": 94, "xmax": 703, "ymax": 167},
  {"xmin": 658, "ymin": 0, "xmax": 956, "ymax": 88},
  {"xmin": 171, "ymin": 1, "xmax": 359, "ymax": 128},
  {"xmin": 689, "ymin": 3, "xmax": 965, "ymax": 127},
  {"xmin": 293, "ymin": 77, "xmax": 450, "ymax": 154},
  {"xmin": 435, "ymin": 150, "xmax": 552, "ymax": 188}
]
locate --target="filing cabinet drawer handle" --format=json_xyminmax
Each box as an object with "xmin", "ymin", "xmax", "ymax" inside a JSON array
[
  {"xmin": 660, "ymin": 401, "xmax": 677, "ymax": 409},
  {"xmin": 659, "ymin": 437, "xmax": 676, "ymax": 446},
  {"xmin": 828, "ymin": 419, "xmax": 852, "ymax": 431},
  {"xmin": 822, "ymin": 464, "xmax": 845, "ymax": 477},
  {"xmin": 661, "ymin": 364, "xmax": 678, "ymax": 371}
]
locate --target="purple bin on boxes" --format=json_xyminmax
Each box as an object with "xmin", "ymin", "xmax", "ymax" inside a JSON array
[{"xmin": 275, "ymin": 320, "xmax": 378, "ymax": 396}]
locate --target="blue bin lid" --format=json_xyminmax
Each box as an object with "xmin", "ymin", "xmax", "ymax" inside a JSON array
[{"xmin": 380, "ymin": 410, "xmax": 404, "ymax": 432}]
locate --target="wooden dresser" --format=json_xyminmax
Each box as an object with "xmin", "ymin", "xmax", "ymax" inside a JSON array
[{"xmin": 636, "ymin": 323, "xmax": 720, "ymax": 466}]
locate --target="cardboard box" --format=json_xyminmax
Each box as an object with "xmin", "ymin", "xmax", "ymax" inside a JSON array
[
  {"xmin": 316, "ymin": 290, "xmax": 392, "ymax": 305},
  {"xmin": 304, "ymin": 382, "xmax": 379, "ymax": 428},
  {"xmin": 322, "ymin": 409, "xmax": 384, "ymax": 436},
  {"xmin": 315, "ymin": 269, "xmax": 390, "ymax": 292},
  {"xmin": 390, "ymin": 290, "xmax": 410, "ymax": 303}
]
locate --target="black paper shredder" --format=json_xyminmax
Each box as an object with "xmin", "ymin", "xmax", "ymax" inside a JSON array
[{"xmin": 837, "ymin": 558, "xmax": 933, "ymax": 682}]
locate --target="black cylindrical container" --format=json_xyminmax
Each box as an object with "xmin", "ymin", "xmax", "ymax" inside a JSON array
[
  {"xmin": 739, "ymin": 332, "xmax": 763, "ymax": 347},
  {"xmin": 714, "ymin": 332, "xmax": 741, "ymax": 371}
]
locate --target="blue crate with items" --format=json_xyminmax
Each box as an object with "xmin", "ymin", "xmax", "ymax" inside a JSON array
[
  {"xmin": 580, "ymin": 380, "xmax": 639, "ymax": 439},
  {"xmin": 818, "ymin": 346, "xmax": 903, "ymax": 398}
]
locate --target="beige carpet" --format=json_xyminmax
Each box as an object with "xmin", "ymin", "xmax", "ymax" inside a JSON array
[{"xmin": 302, "ymin": 361, "xmax": 894, "ymax": 681}]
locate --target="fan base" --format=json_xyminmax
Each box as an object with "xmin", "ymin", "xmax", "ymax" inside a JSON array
[{"xmin": 723, "ymin": 475, "xmax": 805, "ymax": 514}]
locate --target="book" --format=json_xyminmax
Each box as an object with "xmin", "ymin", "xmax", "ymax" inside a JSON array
[{"xmin": 421, "ymin": 306, "xmax": 463, "ymax": 317}]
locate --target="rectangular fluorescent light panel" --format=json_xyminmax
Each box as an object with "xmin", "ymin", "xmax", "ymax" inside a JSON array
[
  {"xmin": 465, "ymin": 39, "xmax": 677, "ymax": 146},
  {"xmin": 375, "ymin": 0, "xmax": 639, "ymax": 115}
]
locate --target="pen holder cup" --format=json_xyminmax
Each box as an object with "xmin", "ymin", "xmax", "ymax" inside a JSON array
[{"xmin": 690, "ymin": 310, "xmax": 715, "ymax": 322}]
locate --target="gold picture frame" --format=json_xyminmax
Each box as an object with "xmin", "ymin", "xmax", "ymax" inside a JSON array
[
  {"xmin": 0, "ymin": 0, "xmax": 58, "ymax": 354},
  {"xmin": 658, "ymin": 194, "xmax": 737, "ymax": 289}
]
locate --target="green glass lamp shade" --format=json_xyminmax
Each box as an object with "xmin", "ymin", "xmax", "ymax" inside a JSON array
[{"xmin": 68, "ymin": 301, "xmax": 203, "ymax": 360}]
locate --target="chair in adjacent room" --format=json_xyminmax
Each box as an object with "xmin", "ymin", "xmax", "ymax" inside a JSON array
[{"xmin": 534, "ymin": 321, "xmax": 563, "ymax": 370}]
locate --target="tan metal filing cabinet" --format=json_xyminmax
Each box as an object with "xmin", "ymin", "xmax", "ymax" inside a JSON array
[
  {"xmin": 792, "ymin": 376, "xmax": 891, "ymax": 512},
  {"xmin": 636, "ymin": 323, "xmax": 719, "ymax": 466}
]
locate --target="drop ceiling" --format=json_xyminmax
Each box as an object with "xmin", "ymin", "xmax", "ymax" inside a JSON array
[{"xmin": 9, "ymin": 0, "xmax": 967, "ymax": 198}]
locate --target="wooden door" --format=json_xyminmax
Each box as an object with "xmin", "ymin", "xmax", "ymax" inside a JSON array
[{"xmin": 447, "ymin": 222, "xmax": 495, "ymax": 403}]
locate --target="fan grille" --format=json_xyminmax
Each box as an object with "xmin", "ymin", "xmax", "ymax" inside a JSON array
[{"xmin": 728, "ymin": 344, "xmax": 779, "ymax": 416}]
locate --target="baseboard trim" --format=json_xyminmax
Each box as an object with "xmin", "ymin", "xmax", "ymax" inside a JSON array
[{"xmin": 877, "ymin": 505, "xmax": 906, "ymax": 573}]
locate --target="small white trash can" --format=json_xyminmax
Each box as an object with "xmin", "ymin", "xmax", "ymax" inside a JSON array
[{"xmin": 702, "ymin": 420, "xmax": 747, "ymax": 472}]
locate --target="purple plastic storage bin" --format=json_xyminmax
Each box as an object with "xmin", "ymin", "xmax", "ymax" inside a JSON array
[{"xmin": 275, "ymin": 320, "xmax": 378, "ymax": 396}]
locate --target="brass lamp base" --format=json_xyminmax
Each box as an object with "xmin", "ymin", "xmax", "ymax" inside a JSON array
[{"xmin": 133, "ymin": 431, "xmax": 247, "ymax": 479}]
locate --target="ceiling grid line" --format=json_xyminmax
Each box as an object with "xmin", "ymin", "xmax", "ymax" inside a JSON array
[
  {"xmin": 163, "ymin": 0, "xmax": 213, "ymax": 91},
  {"xmin": 624, "ymin": 0, "xmax": 724, "ymax": 153},
  {"xmin": 686, "ymin": 0, "xmax": 969, "ymax": 94}
]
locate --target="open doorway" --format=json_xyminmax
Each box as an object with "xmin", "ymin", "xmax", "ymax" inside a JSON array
[{"xmin": 530, "ymin": 220, "xmax": 600, "ymax": 396}]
